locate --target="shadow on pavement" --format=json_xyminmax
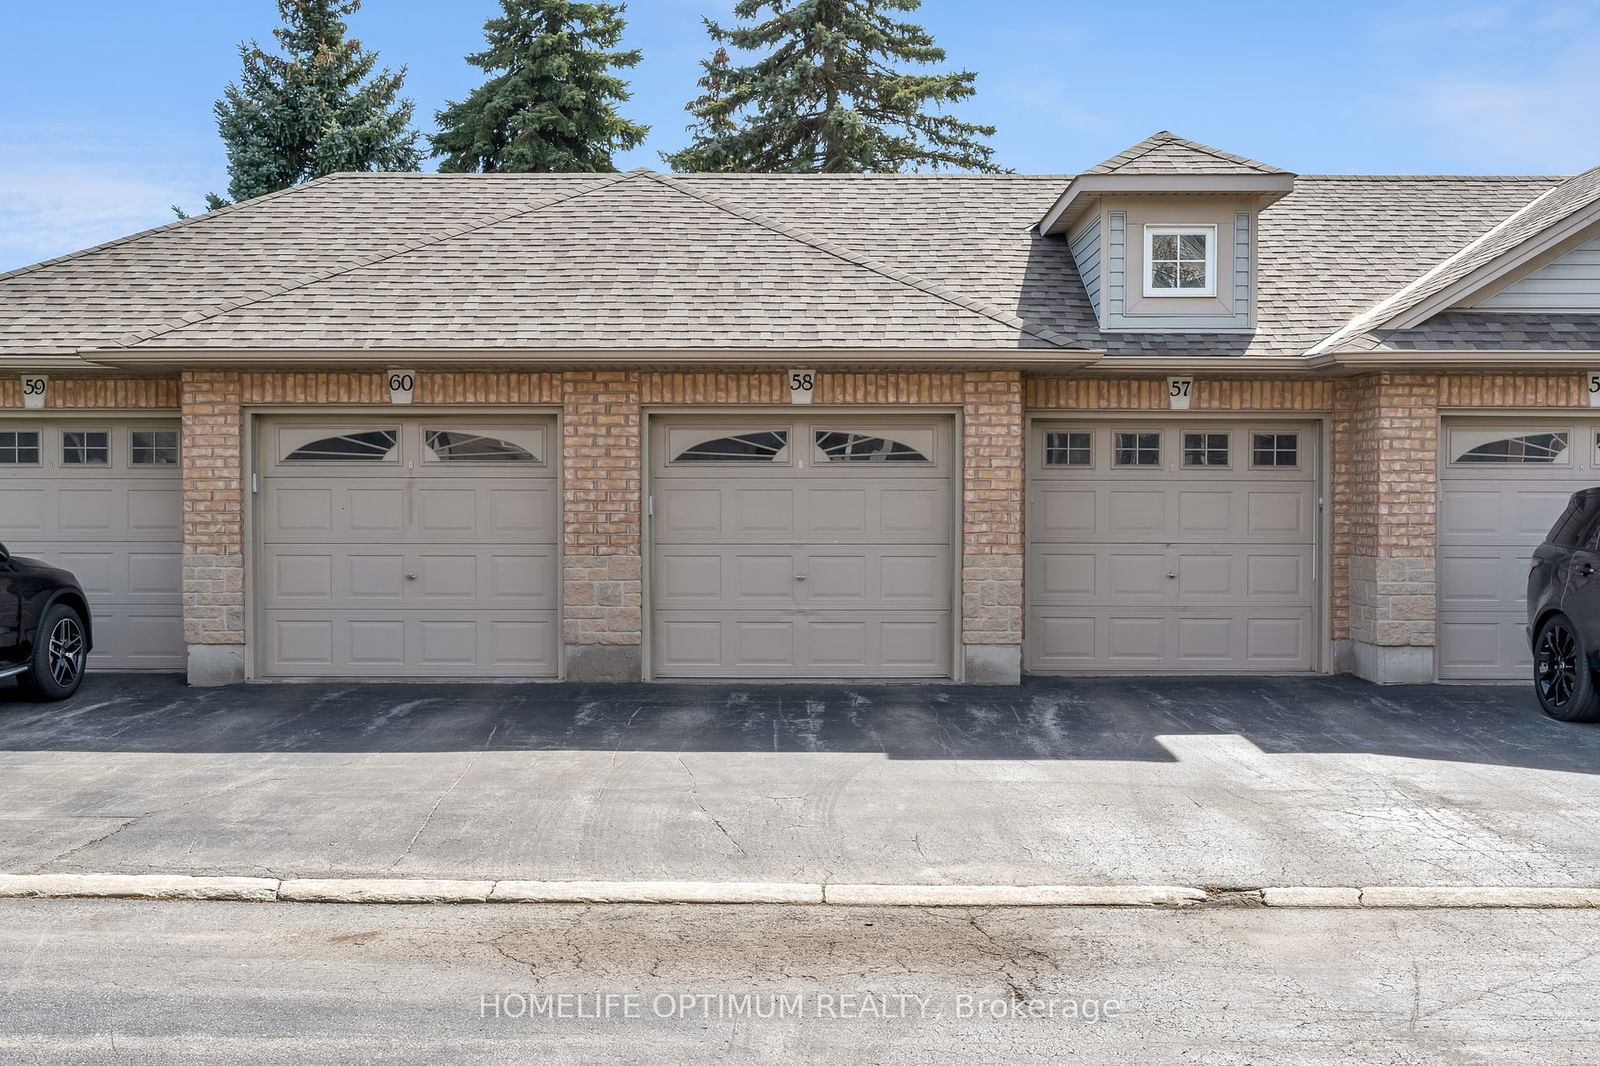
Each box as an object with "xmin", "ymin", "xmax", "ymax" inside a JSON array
[{"xmin": 0, "ymin": 672, "xmax": 1588, "ymax": 771}]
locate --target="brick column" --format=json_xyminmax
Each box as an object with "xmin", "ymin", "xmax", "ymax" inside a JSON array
[
  {"xmin": 961, "ymin": 369, "xmax": 1025, "ymax": 683},
  {"xmin": 562, "ymin": 370, "xmax": 643, "ymax": 680},
  {"xmin": 180, "ymin": 370, "xmax": 247, "ymax": 685},
  {"xmin": 1338, "ymin": 372, "xmax": 1439, "ymax": 682}
]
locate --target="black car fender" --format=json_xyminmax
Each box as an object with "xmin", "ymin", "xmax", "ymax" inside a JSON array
[{"xmin": 23, "ymin": 587, "xmax": 94, "ymax": 656}]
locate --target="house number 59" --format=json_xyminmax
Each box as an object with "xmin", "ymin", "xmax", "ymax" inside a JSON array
[{"xmin": 20, "ymin": 375, "xmax": 47, "ymax": 410}]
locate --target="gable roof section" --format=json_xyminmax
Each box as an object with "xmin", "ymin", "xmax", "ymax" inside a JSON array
[
  {"xmin": 113, "ymin": 171, "xmax": 1077, "ymax": 353},
  {"xmin": 0, "ymin": 172, "xmax": 616, "ymax": 357},
  {"xmin": 1309, "ymin": 163, "xmax": 1600, "ymax": 355},
  {"xmin": 1086, "ymin": 131, "xmax": 1289, "ymax": 176}
]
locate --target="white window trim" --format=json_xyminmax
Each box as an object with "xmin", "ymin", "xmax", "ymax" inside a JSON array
[{"xmin": 1143, "ymin": 224, "xmax": 1217, "ymax": 298}]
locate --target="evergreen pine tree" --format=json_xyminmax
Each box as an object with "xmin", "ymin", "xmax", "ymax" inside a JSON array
[
  {"xmin": 431, "ymin": 0, "xmax": 648, "ymax": 173},
  {"xmin": 210, "ymin": 0, "xmax": 422, "ymax": 206},
  {"xmin": 664, "ymin": 0, "xmax": 1000, "ymax": 174}
]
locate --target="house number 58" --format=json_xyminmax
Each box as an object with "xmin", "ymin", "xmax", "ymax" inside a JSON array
[{"xmin": 789, "ymin": 369, "xmax": 815, "ymax": 405}]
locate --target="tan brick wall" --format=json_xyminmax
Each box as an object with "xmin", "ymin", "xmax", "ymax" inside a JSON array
[
  {"xmin": 563, "ymin": 370, "xmax": 642, "ymax": 648},
  {"xmin": 1437, "ymin": 372, "xmax": 1588, "ymax": 408},
  {"xmin": 1026, "ymin": 377, "xmax": 1336, "ymax": 411},
  {"xmin": 181, "ymin": 371, "xmax": 246, "ymax": 644},
  {"xmin": 0, "ymin": 375, "xmax": 179, "ymax": 409},
  {"xmin": 962, "ymin": 371, "xmax": 1024, "ymax": 646},
  {"xmin": 1340, "ymin": 373, "xmax": 1440, "ymax": 648}
]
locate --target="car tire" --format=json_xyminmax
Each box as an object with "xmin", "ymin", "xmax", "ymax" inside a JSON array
[
  {"xmin": 1533, "ymin": 613, "xmax": 1600, "ymax": 723},
  {"xmin": 16, "ymin": 602, "xmax": 88, "ymax": 702}
]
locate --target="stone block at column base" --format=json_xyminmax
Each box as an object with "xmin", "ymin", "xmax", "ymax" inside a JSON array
[
  {"xmin": 963, "ymin": 643, "xmax": 1021, "ymax": 685},
  {"xmin": 565, "ymin": 644, "xmax": 643, "ymax": 683},
  {"xmin": 1339, "ymin": 640, "xmax": 1434, "ymax": 684},
  {"xmin": 187, "ymin": 644, "xmax": 245, "ymax": 687}
]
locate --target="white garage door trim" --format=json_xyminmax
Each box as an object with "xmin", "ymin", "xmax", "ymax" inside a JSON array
[
  {"xmin": 1437, "ymin": 415, "xmax": 1600, "ymax": 680},
  {"xmin": 644, "ymin": 411, "xmax": 960, "ymax": 680},
  {"xmin": 250, "ymin": 412, "xmax": 561, "ymax": 680},
  {"xmin": 1025, "ymin": 415, "xmax": 1327, "ymax": 675},
  {"xmin": 0, "ymin": 414, "xmax": 184, "ymax": 671}
]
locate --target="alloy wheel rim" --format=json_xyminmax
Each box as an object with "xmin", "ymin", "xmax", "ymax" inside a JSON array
[
  {"xmin": 47, "ymin": 617, "xmax": 84, "ymax": 687},
  {"xmin": 1536, "ymin": 623, "xmax": 1578, "ymax": 707}
]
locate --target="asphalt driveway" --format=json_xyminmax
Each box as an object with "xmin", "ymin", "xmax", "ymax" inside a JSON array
[{"xmin": 1, "ymin": 674, "xmax": 1596, "ymax": 887}]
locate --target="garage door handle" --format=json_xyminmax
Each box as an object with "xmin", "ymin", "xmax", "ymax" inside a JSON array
[
  {"xmin": 1580, "ymin": 563, "xmax": 1596, "ymax": 578},
  {"xmin": 795, "ymin": 574, "xmax": 807, "ymax": 581},
  {"xmin": 406, "ymin": 572, "xmax": 418, "ymax": 581},
  {"xmin": 1166, "ymin": 571, "xmax": 1177, "ymax": 579}
]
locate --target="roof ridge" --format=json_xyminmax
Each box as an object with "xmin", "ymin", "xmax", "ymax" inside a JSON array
[
  {"xmin": 0, "ymin": 173, "xmax": 353, "ymax": 287},
  {"xmin": 106, "ymin": 170, "xmax": 643, "ymax": 353},
  {"xmin": 641, "ymin": 171, "xmax": 1080, "ymax": 350}
]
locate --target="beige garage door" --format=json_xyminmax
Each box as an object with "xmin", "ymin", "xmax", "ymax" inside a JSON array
[
  {"xmin": 650, "ymin": 415, "xmax": 955, "ymax": 678},
  {"xmin": 256, "ymin": 418, "xmax": 558, "ymax": 678},
  {"xmin": 1438, "ymin": 419, "xmax": 1600, "ymax": 680},
  {"xmin": 0, "ymin": 419, "xmax": 183, "ymax": 670},
  {"xmin": 1027, "ymin": 420, "xmax": 1319, "ymax": 674}
]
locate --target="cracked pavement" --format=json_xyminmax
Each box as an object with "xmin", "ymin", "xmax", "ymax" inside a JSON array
[
  {"xmin": 0, "ymin": 900, "xmax": 1597, "ymax": 1063},
  {"xmin": 2, "ymin": 673, "xmax": 1599, "ymax": 887}
]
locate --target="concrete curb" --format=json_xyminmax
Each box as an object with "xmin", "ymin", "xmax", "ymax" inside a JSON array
[
  {"xmin": 823, "ymin": 884, "xmax": 1206, "ymax": 907},
  {"xmin": 0, "ymin": 874, "xmax": 278, "ymax": 902},
  {"xmin": 0, "ymin": 875, "xmax": 1597, "ymax": 908}
]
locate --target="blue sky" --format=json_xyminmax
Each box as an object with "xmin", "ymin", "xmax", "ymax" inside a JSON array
[{"xmin": 1, "ymin": 0, "xmax": 1597, "ymax": 271}]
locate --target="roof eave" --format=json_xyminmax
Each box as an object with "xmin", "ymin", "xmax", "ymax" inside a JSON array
[
  {"xmin": 82, "ymin": 347, "xmax": 1106, "ymax": 372},
  {"xmin": 1307, "ymin": 349, "xmax": 1600, "ymax": 374},
  {"xmin": 1038, "ymin": 173, "xmax": 1298, "ymax": 235}
]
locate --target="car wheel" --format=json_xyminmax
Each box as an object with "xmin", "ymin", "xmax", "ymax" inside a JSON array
[
  {"xmin": 1533, "ymin": 613, "xmax": 1600, "ymax": 723},
  {"xmin": 17, "ymin": 603, "xmax": 88, "ymax": 702}
]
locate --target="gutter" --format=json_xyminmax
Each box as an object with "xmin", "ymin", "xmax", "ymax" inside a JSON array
[
  {"xmin": 1307, "ymin": 350, "xmax": 1600, "ymax": 374},
  {"xmin": 77, "ymin": 347, "xmax": 1107, "ymax": 372}
]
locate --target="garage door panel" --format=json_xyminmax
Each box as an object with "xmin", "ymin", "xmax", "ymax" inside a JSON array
[
  {"xmin": 1437, "ymin": 418, "xmax": 1596, "ymax": 679},
  {"xmin": 653, "ymin": 546, "xmax": 949, "ymax": 611},
  {"xmin": 1028, "ymin": 607, "xmax": 1313, "ymax": 673},
  {"xmin": 263, "ymin": 610, "xmax": 558, "ymax": 677},
  {"xmin": 650, "ymin": 416, "xmax": 954, "ymax": 679},
  {"xmin": 0, "ymin": 421, "xmax": 183, "ymax": 671},
  {"xmin": 1027, "ymin": 420, "xmax": 1318, "ymax": 675},
  {"xmin": 652, "ymin": 611, "xmax": 950, "ymax": 678},
  {"xmin": 257, "ymin": 418, "xmax": 558, "ymax": 679}
]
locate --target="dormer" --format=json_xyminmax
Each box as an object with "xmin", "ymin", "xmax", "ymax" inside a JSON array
[{"xmin": 1038, "ymin": 132, "xmax": 1296, "ymax": 333}]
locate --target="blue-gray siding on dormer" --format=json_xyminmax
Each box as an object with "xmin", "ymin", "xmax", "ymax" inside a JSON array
[
  {"xmin": 1106, "ymin": 211, "xmax": 1127, "ymax": 319},
  {"xmin": 1103, "ymin": 209, "xmax": 1254, "ymax": 332},
  {"xmin": 1069, "ymin": 218, "xmax": 1103, "ymax": 321},
  {"xmin": 1475, "ymin": 234, "xmax": 1600, "ymax": 311}
]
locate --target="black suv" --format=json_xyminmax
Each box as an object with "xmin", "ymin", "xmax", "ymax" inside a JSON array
[
  {"xmin": 1528, "ymin": 489, "xmax": 1600, "ymax": 722},
  {"xmin": 0, "ymin": 542, "xmax": 92, "ymax": 701}
]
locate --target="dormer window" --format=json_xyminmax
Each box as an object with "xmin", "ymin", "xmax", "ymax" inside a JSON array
[{"xmin": 1144, "ymin": 225, "xmax": 1216, "ymax": 296}]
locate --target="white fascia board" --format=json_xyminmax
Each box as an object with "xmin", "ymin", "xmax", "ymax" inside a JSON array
[{"xmin": 1038, "ymin": 173, "xmax": 1297, "ymax": 235}]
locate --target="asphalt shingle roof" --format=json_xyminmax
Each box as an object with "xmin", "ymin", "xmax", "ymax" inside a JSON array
[
  {"xmin": 1310, "ymin": 163, "xmax": 1600, "ymax": 354},
  {"xmin": 1085, "ymin": 130, "xmax": 1290, "ymax": 176},
  {"xmin": 0, "ymin": 157, "xmax": 1582, "ymax": 361}
]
